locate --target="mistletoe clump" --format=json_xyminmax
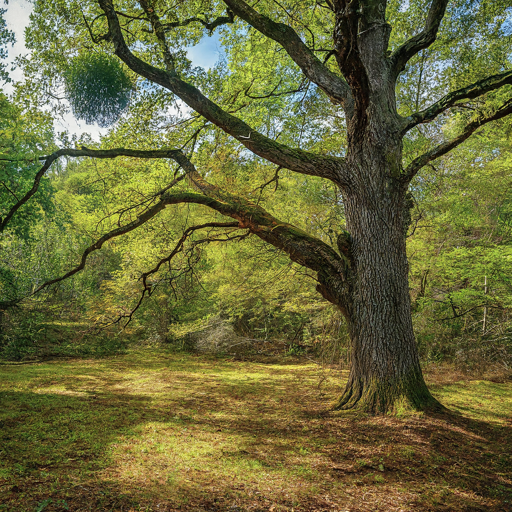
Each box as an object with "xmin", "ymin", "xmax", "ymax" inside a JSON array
[{"xmin": 64, "ymin": 53, "xmax": 133, "ymax": 127}]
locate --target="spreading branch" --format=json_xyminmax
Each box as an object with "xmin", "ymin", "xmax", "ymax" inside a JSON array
[
  {"xmin": 173, "ymin": 155, "xmax": 350, "ymax": 284},
  {"xmin": 244, "ymin": 78, "xmax": 309, "ymax": 100},
  {"xmin": 0, "ymin": 146, "xmax": 185, "ymax": 233},
  {"xmin": 252, "ymin": 165, "xmax": 282, "ymax": 198},
  {"xmin": 390, "ymin": 0, "xmax": 449, "ymax": 78},
  {"xmin": 82, "ymin": 11, "xmax": 111, "ymax": 44},
  {"xmin": 404, "ymin": 99, "xmax": 512, "ymax": 179},
  {"xmin": 439, "ymin": 303, "xmax": 505, "ymax": 321},
  {"xmin": 404, "ymin": 70, "xmax": 512, "ymax": 131},
  {"xmin": 221, "ymin": 0, "xmax": 351, "ymax": 108},
  {"xmin": 32, "ymin": 193, "xmax": 174, "ymax": 295},
  {"xmin": 97, "ymin": 0, "xmax": 347, "ymax": 186},
  {"xmin": 115, "ymin": 221, "xmax": 242, "ymax": 326},
  {"xmin": 160, "ymin": 10, "xmax": 235, "ymax": 35},
  {"xmin": 140, "ymin": 222, "xmax": 240, "ymax": 292},
  {"xmin": 34, "ymin": 152, "xmax": 348, "ymax": 313}
]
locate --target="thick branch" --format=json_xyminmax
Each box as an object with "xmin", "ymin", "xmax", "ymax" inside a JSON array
[
  {"xmin": 139, "ymin": 0, "xmax": 175, "ymax": 72},
  {"xmin": 0, "ymin": 146, "xmax": 184, "ymax": 233},
  {"xmin": 222, "ymin": 0, "xmax": 351, "ymax": 108},
  {"xmin": 160, "ymin": 10, "xmax": 235, "ymax": 35},
  {"xmin": 32, "ymin": 190, "xmax": 245, "ymax": 294},
  {"xmin": 97, "ymin": 0, "xmax": 347, "ymax": 185},
  {"xmin": 390, "ymin": 0, "xmax": 449, "ymax": 78},
  {"xmin": 34, "ymin": 152, "xmax": 347, "ymax": 307},
  {"xmin": 168, "ymin": 153, "xmax": 349, "ymax": 276},
  {"xmin": 332, "ymin": 0, "xmax": 370, "ymax": 117},
  {"xmin": 404, "ymin": 70, "xmax": 512, "ymax": 131},
  {"xmin": 404, "ymin": 100, "xmax": 512, "ymax": 179}
]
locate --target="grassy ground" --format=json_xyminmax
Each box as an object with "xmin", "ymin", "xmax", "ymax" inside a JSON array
[{"xmin": 0, "ymin": 349, "xmax": 511, "ymax": 512}]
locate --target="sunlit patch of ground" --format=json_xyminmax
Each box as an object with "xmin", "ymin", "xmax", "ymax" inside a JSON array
[{"xmin": 0, "ymin": 349, "xmax": 511, "ymax": 511}]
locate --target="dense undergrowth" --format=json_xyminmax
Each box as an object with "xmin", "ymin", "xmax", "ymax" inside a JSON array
[{"xmin": 2, "ymin": 299, "xmax": 511, "ymax": 384}]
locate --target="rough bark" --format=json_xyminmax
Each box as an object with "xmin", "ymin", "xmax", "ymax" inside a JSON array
[
  {"xmin": 326, "ymin": 123, "xmax": 442, "ymax": 413},
  {"xmin": 337, "ymin": 155, "xmax": 440, "ymax": 413}
]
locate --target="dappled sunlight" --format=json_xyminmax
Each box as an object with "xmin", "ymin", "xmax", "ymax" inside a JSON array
[
  {"xmin": 1, "ymin": 350, "xmax": 511, "ymax": 511},
  {"xmin": 433, "ymin": 380, "xmax": 512, "ymax": 424}
]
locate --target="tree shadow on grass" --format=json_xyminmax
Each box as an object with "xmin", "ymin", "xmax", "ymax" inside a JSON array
[{"xmin": 0, "ymin": 359, "xmax": 511, "ymax": 512}]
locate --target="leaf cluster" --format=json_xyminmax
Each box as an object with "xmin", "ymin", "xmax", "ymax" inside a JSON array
[{"xmin": 64, "ymin": 53, "xmax": 133, "ymax": 127}]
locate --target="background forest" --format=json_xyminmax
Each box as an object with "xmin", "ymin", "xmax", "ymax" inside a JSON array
[{"xmin": 0, "ymin": 1, "xmax": 511, "ymax": 378}]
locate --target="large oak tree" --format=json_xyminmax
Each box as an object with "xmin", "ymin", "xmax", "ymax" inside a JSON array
[{"xmin": 13, "ymin": 0, "xmax": 512, "ymax": 412}]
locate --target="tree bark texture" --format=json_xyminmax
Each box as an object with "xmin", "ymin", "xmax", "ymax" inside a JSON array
[
  {"xmin": 323, "ymin": 104, "xmax": 441, "ymax": 412},
  {"xmin": 338, "ymin": 155, "xmax": 438, "ymax": 413}
]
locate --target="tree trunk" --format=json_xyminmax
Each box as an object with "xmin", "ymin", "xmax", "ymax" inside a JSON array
[{"xmin": 332, "ymin": 136, "xmax": 442, "ymax": 414}]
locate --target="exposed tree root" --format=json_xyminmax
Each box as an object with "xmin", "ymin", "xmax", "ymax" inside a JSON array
[{"xmin": 334, "ymin": 373, "xmax": 447, "ymax": 415}]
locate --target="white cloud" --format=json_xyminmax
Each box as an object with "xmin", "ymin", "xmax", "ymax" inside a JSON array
[{"xmin": 3, "ymin": 0, "xmax": 107, "ymax": 141}]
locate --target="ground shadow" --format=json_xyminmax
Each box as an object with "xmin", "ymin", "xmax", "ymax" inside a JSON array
[{"xmin": 0, "ymin": 354, "xmax": 511, "ymax": 511}]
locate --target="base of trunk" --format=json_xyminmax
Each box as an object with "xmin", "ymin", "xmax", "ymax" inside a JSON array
[{"xmin": 334, "ymin": 369, "xmax": 445, "ymax": 414}]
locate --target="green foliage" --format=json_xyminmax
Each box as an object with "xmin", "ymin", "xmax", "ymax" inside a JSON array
[
  {"xmin": 0, "ymin": 305, "xmax": 129, "ymax": 361},
  {"xmin": 0, "ymin": 8, "xmax": 14, "ymax": 82},
  {"xmin": 4, "ymin": 0, "xmax": 511, "ymax": 373},
  {"xmin": 0, "ymin": 267, "xmax": 17, "ymax": 306},
  {"xmin": 408, "ymin": 127, "xmax": 512, "ymax": 370},
  {"xmin": 0, "ymin": 91, "xmax": 57, "ymax": 314},
  {"xmin": 64, "ymin": 53, "xmax": 133, "ymax": 127},
  {"xmin": 0, "ymin": 93, "xmax": 55, "ymax": 238}
]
